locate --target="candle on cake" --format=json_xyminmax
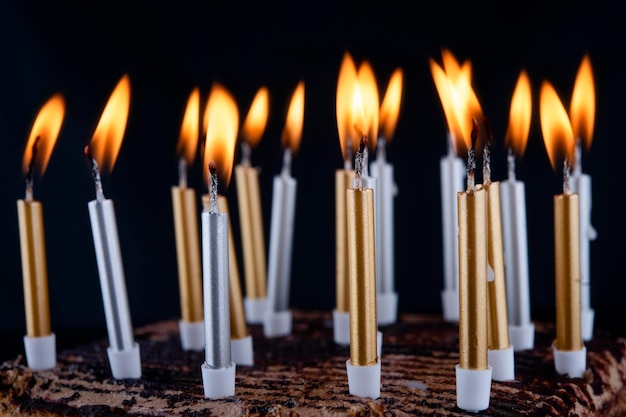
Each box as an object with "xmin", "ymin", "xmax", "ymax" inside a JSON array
[
  {"xmin": 569, "ymin": 53, "xmax": 597, "ymax": 341},
  {"xmin": 539, "ymin": 80, "xmax": 586, "ymax": 378},
  {"xmin": 370, "ymin": 67, "xmax": 402, "ymax": 326},
  {"xmin": 17, "ymin": 94, "xmax": 65, "ymax": 371},
  {"xmin": 333, "ymin": 51, "xmax": 357, "ymax": 345},
  {"xmin": 429, "ymin": 49, "xmax": 482, "ymax": 322},
  {"xmin": 236, "ymin": 86, "xmax": 270, "ymax": 324},
  {"xmin": 84, "ymin": 74, "xmax": 141, "ymax": 380},
  {"xmin": 346, "ymin": 136, "xmax": 381, "ymax": 399},
  {"xmin": 455, "ymin": 119, "xmax": 492, "ymax": 412},
  {"xmin": 202, "ymin": 83, "xmax": 253, "ymax": 368},
  {"xmin": 482, "ymin": 118, "xmax": 515, "ymax": 382},
  {"xmin": 500, "ymin": 70, "xmax": 535, "ymax": 351},
  {"xmin": 172, "ymin": 87, "xmax": 203, "ymax": 351},
  {"xmin": 264, "ymin": 81, "xmax": 304, "ymax": 338}
]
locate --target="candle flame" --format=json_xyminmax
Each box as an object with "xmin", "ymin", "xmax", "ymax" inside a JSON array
[
  {"xmin": 281, "ymin": 81, "xmax": 305, "ymax": 154},
  {"xmin": 241, "ymin": 86, "xmax": 269, "ymax": 148},
  {"xmin": 379, "ymin": 67, "xmax": 403, "ymax": 142},
  {"xmin": 505, "ymin": 70, "xmax": 532, "ymax": 158},
  {"xmin": 89, "ymin": 74, "xmax": 131, "ymax": 174},
  {"xmin": 357, "ymin": 60, "xmax": 379, "ymax": 151},
  {"xmin": 176, "ymin": 87, "xmax": 200, "ymax": 165},
  {"xmin": 22, "ymin": 94, "xmax": 65, "ymax": 178},
  {"xmin": 569, "ymin": 54, "xmax": 595, "ymax": 151},
  {"xmin": 336, "ymin": 51, "xmax": 359, "ymax": 159},
  {"xmin": 430, "ymin": 51, "xmax": 483, "ymax": 155},
  {"xmin": 539, "ymin": 81, "xmax": 575, "ymax": 172},
  {"xmin": 203, "ymin": 82, "xmax": 239, "ymax": 189}
]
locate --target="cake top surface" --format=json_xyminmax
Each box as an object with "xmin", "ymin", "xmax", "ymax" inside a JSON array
[{"xmin": 2, "ymin": 310, "xmax": 626, "ymax": 416}]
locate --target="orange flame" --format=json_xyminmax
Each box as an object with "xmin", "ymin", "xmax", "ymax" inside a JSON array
[
  {"xmin": 430, "ymin": 52, "xmax": 483, "ymax": 155},
  {"xmin": 22, "ymin": 94, "xmax": 65, "ymax": 178},
  {"xmin": 569, "ymin": 54, "xmax": 595, "ymax": 151},
  {"xmin": 336, "ymin": 52, "xmax": 360, "ymax": 159},
  {"xmin": 379, "ymin": 68, "xmax": 403, "ymax": 142},
  {"xmin": 281, "ymin": 81, "xmax": 305, "ymax": 154},
  {"xmin": 539, "ymin": 81, "xmax": 575, "ymax": 171},
  {"xmin": 241, "ymin": 86, "xmax": 269, "ymax": 149},
  {"xmin": 505, "ymin": 70, "xmax": 532, "ymax": 158},
  {"xmin": 176, "ymin": 87, "xmax": 200, "ymax": 165},
  {"xmin": 89, "ymin": 74, "xmax": 131, "ymax": 174},
  {"xmin": 357, "ymin": 61, "xmax": 379, "ymax": 151},
  {"xmin": 203, "ymin": 83, "xmax": 239, "ymax": 188}
]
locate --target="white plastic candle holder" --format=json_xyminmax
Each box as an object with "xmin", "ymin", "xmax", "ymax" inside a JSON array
[
  {"xmin": 179, "ymin": 320, "xmax": 204, "ymax": 351},
  {"xmin": 23, "ymin": 333, "xmax": 56, "ymax": 371},
  {"xmin": 333, "ymin": 309, "xmax": 350, "ymax": 346},
  {"xmin": 263, "ymin": 310, "xmax": 292, "ymax": 338},
  {"xmin": 244, "ymin": 297, "xmax": 267, "ymax": 324},
  {"xmin": 346, "ymin": 358, "xmax": 381, "ymax": 399},
  {"xmin": 509, "ymin": 323, "xmax": 535, "ymax": 351},
  {"xmin": 488, "ymin": 346, "xmax": 515, "ymax": 381},
  {"xmin": 107, "ymin": 343, "xmax": 141, "ymax": 379},
  {"xmin": 441, "ymin": 288, "xmax": 459, "ymax": 322},
  {"xmin": 455, "ymin": 365, "xmax": 493, "ymax": 412},
  {"xmin": 553, "ymin": 344, "xmax": 587, "ymax": 378},
  {"xmin": 201, "ymin": 361, "xmax": 236, "ymax": 399},
  {"xmin": 231, "ymin": 335, "xmax": 254, "ymax": 366},
  {"xmin": 581, "ymin": 308, "xmax": 595, "ymax": 341},
  {"xmin": 377, "ymin": 291, "xmax": 398, "ymax": 326}
]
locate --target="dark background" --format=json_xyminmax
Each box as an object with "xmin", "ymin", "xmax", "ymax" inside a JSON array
[{"xmin": 1, "ymin": 1, "xmax": 624, "ymax": 361}]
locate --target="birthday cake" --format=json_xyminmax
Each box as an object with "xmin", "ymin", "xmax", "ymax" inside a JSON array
[{"xmin": 1, "ymin": 309, "xmax": 626, "ymax": 416}]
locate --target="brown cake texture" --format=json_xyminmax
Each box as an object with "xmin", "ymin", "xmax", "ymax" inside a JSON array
[{"xmin": 1, "ymin": 309, "xmax": 626, "ymax": 416}]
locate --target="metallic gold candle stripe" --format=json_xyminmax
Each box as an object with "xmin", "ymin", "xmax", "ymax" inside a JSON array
[
  {"xmin": 554, "ymin": 193, "xmax": 582, "ymax": 351},
  {"xmin": 347, "ymin": 187, "xmax": 377, "ymax": 367},
  {"xmin": 335, "ymin": 169, "xmax": 354, "ymax": 313},
  {"xmin": 235, "ymin": 165, "xmax": 267, "ymax": 299},
  {"xmin": 17, "ymin": 200, "xmax": 51, "ymax": 338},
  {"xmin": 485, "ymin": 182, "xmax": 511, "ymax": 350},
  {"xmin": 215, "ymin": 195, "xmax": 249, "ymax": 340},
  {"xmin": 458, "ymin": 186, "xmax": 488, "ymax": 370},
  {"xmin": 171, "ymin": 186, "xmax": 203, "ymax": 323}
]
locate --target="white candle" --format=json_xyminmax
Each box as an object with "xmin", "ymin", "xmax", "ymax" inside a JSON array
[
  {"xmin": 201, "ymin": 162, "xmax": 236, "ymax": 399},
  {"xmin": 85, "ymin": 148, "xmax": 141, "ymax": 380},
  {"xmin": 440, "ymin": 132, "xmax": 465, "ymax": 322},
  {"xmin": 264, "ymin": 149, "xmax": 297, "ymax": 337}
]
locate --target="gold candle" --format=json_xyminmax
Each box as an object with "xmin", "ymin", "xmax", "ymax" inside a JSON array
[
  {"xmin": 335, "ymin": 168, "xmax": 355, "ymax": 313},
  {"xmin": 347, "ymin": 138, "xmax": 377, "ymax": 367},
  {"xmin": 18, "ymin": 199, "xmax": 51, "ymax": 338},
  {"xmin": 554, "ymin": 192, "xmax": 582, "ymax": 351}
]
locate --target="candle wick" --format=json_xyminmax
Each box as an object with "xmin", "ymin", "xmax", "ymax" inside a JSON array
[
  {"xmin": 574, "ymin": 140, "xmax": 582, "ymax": 176},
  {"xmin": 178, "ymin": 157, "xmax": 188, "ymax": 188},
  {"xmin": 466, "ymin": 118, "xmax": 479, "ymax": 191},
  {"xmin": 209, "ymin": 161, "xmax": 218, "ymax": 213},
  {"xmin": 84, "ymin": 145, "xmax": 105, "ymax": 202},
  {"xmin": 344, "ymin": 137, "xmax": 354, "ymax": 170},
  {"xmin": 377, "ymin": 136, "xmax": 387, "ymax": 163},
  {"xmin": 482, "ymin": 116, "xmax": 493, "ymax": 185},
  {"xmin": 507, "ymin": 147, "xmax": 516, "ymax": 181},
  {"xmin": 353, "ymin": 136, "xmax": 367, "ymax": 189},
  {"xmin": 563, "ymin": 157, "xmax": 571, "ymax": 195},
  {"xmin": 24, "ymin": 136, "xmax": 40, "ymax": 201},
  {"xmin": 281, "ymin": 147, "xmax": 292, "ymax": 177},
  {"xmin": 241, "ymin": 141, "xmax": 251, "ymax": 167}
]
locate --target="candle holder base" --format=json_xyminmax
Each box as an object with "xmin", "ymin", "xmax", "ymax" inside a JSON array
[
  {"xmin": 441, "ymin": 289, "xmax": 459, "ymax": 322},
  {"xmin": 346, "ymin": 358, "xmax": 381, "ymax": 399},
  {"xmin": 201, "ymin": 361, "xmax": 236, "ymax": 399},
  {"xmin": 231, "ymin": 334, "xmax": 254, "ymax": 366},
  {"xmin": 455, "ymin": 365, "xmax": 492, "ymax": 412},
  {"xmin": 244, "ymin": 297, "xmax": 267, "ymax": 324},
  {"xmin": 333, "ymin": 309, "xmax": 350, "ymax": 346},
  {"xmin": 263, "ymin": 310, "xmax": 292, "ymax": 338},
  {"xmin": 581, "ymin": 308, "xmax": 595, "ymax": 341},
  {"xmin": 553, "ymin": 344, "xmax": 587, "ymax": 378},
  {"xmin": 179, "ymin": 320, "xmax": 204, "ymax": 351},
  {"xmin": 107, "ymin": 343, "xmax": 141, "ymax": 379},
  {"xmin": 488, "ymin": 346, "xmax": 515, "ymax": 381},
  {"xmin": 509, "ymin": 323, "xmax": 535, "ymax": 351},
  {"xmin": 377, "ymin": 292, "xmax": 398, "ymax": 326},
  {"xmin": 23, "ymin": 333, "xmax": 56, "ymax": 371}
]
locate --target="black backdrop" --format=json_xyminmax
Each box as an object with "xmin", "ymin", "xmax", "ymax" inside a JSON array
[{"xmin": 1, "ymin": 1, "xmax": 625, "ymax": 361}]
